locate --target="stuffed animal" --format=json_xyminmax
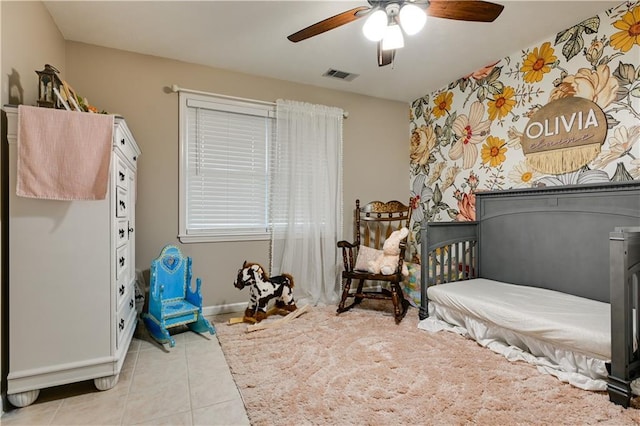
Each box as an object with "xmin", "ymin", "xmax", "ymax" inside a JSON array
[{"xmin": 368, "ymin": 227, "xmax": 410, "ymax": 276}]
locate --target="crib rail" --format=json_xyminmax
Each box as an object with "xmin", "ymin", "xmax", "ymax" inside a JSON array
[
  {"xmin": 419, "ymin": 222, "xmax": 479, "ymax": 320},
  {"xmin": 608, "ymin": 227, "xmax": 640, "ymax": 408}
]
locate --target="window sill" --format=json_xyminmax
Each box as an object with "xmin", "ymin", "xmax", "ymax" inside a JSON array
[{"xmin": 178, "ymin": 232, "xmax": 270, "ymax": 243}]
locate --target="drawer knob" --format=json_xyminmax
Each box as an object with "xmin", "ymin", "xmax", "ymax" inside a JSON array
[
  {"xmin": 119, "ymin": 229, "xmax": 125, "ymax": 238},
  {"xmin": 119, "ymin": 318, "xmax": 125, "ymax": 330},
  {"xmin": 119, "ymin": 200, "xmax": 126, "ymax": 210},
  {"xmin": 120, "ymin": 138, "xmax": 125, "ymax": 145},
  {"xmin": 119, "ymin": 171, "xmax": 125, "ymax": 181},
  {"xmin": 128, "ymin": 226, "xmax": 134, "ymax": 237},
  {"xmin": 119, "ymin": 284, "xmax": 125, "ymax": 295},
  {"xmin": 130, "ymin": 299, "xmax": 134, "ymax": 309},
  {"xmin": 119, "ymin": 257, "xmax": 125, "ymax": 267}
]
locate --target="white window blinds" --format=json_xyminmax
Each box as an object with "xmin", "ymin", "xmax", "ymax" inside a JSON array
[{"xmin": 179, "ymin": 92, "xmax": 275, "ymax": 242}]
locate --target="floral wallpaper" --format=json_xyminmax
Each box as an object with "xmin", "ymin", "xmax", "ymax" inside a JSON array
[{"xmin": 408, "ymin": 1, "xmax": 640, "ymax": 258}]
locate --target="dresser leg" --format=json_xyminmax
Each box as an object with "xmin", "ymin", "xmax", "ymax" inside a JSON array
[
  {"xmin": 94, "ymin": 373, "xmax": 120, "ymax": 391},
  {"xmin": 8, "ymin": 389, "xmax": 40, "ymax": 408}
]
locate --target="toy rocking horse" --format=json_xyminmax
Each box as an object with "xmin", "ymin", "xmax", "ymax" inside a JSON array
[{"xmin": 233, "ymin": 261, "xmax": 298, "ymax": 323}]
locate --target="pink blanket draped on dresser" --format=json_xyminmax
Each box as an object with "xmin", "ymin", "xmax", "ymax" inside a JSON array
[{"xmin": 17, "ymin": 105, "xmax": 114, "ymax": 200}]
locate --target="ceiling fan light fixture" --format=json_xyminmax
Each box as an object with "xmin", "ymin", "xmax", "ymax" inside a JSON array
[
  {"xmin": 399, "ymin": 3, "xmax": 427, "ymax": 35},
  {"xmin": 362, "ymin": 9, "xmax": 388, "ymax": 41},
  {"xmin": 382, "ymin": 23, "xmax": 404, "ymax": 51}
]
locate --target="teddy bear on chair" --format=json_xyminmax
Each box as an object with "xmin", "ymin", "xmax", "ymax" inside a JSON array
[{"xmin": 367, "ymin": 227, "xmax": 410, "ymax": 276}]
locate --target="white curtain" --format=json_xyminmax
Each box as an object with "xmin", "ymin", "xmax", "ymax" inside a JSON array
[{"xmin": 270, "ymin": 99, "xmax": 343, "ymax": 306}]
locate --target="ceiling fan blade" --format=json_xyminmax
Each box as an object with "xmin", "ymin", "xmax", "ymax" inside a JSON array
[
  {"xmin": 427, "ymin": 0, "xmax": 504, "ymax": 22},
  {"xmin": 287, "ymin": 6, "xmax": 370, "ymax": 42},
  {"xmin": 377, "ymin": 42, "xmax": 395, "ymax": 67}
]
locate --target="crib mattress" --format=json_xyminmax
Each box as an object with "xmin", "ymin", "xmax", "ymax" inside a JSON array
[{"xmin": 425, "ymin": 278, "xmax": 611, "ymax": 360}]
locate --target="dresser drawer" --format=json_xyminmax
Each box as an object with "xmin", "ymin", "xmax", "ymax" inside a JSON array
[
  {"xmin": 116, "ymin": 280, "xmax": 128, "ymax": 311},
  {"xmin": 116, "ymin": 244, "xmax": 129, "ymax": 285},
  {"xmin": 116, "ymin": 186, "xmax": 128, "ymax": 218},
  {"xmin": 116, "ymin": 289, "xmax": 136, "ymax": 350},
  {"xmin": 115, "ymin": 219, "xmax": 128, "ymax": 247},
  {"xmin": 114, "ymin": 156, "xmax": 128, "ymax": 189},
  {"xmin": 116, "ymin": 278, "xmax": 133, "ymax": 314},
  {"xmin": 114, "ymin": 126, "xmax": 139, "ymax": 169}
]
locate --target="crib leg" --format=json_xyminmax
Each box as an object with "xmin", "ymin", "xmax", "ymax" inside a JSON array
[{"xmin": 607, "ymin": 376, "xmax": 632, "ymax": 408}]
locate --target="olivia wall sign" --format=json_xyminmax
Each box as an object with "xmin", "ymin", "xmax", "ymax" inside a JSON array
[{"xmin": 522, "ymin": 97, "xmax": 607, "ymax": 174}]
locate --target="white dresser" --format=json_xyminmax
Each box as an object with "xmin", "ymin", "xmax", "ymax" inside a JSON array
[{"xmin": 4, "ymin": 106, "xmax": 141, "ymax": 407}]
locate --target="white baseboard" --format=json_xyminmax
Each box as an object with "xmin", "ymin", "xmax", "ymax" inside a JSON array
[{"xmin": 202, "ymin": 302, "xmax": 248, "ymax": 317}]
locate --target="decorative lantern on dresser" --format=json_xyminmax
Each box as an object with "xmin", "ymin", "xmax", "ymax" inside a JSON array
[
  {"xmin": 3, "ymin": 105, "xmax": 141, "ymax": 407},
  {"xmin": 35, "ymin": 64, "xmax": 62, "ymax": 108}
]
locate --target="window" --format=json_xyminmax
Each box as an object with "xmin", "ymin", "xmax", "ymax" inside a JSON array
[{"xmin": 178, "ymin": 92, "xmax": 275, "ymax": 242}]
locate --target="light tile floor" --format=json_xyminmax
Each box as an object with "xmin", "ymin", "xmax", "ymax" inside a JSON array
[{"xmin": 1, "ymin": 315, "xmax": 249, "ymax": 426}]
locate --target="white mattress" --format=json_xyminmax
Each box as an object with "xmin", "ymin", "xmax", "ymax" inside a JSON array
[
  {"xmin": 415, "ymin": 278, "xmax": 635, "ymax": 392},
  {"xmin": 424, "ymin": 279, "xmax": 611, "ymax": 360}
]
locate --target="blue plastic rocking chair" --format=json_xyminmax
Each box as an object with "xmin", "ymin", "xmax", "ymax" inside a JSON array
[{"xmin": 142, "ymin": 245, "xmax": 216, "ymax": 347}]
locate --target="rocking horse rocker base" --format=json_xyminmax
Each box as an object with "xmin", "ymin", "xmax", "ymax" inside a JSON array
[
  {"xmin": 228, "ymin": 301, "xmax": 297, "ymax": 325},
  {"xmin": 228, "ymin": 304, "xmax": 310, "ymax": 332},
  {"xmin": 244, "ymin": 301, "xmax": 297, "ymax": 322}
]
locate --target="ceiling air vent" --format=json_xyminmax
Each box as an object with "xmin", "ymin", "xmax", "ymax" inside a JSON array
[{"xmin": 323, "ymin": 69, "xmax": 359, "ymax": 82}]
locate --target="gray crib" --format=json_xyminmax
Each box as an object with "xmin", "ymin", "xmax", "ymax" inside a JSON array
[{"xmin": 419, "ymin": 181, "xmax": 640, "ymax": 407}]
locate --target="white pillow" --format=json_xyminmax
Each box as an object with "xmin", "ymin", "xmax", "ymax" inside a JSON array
[{"xmin": 354, "ymin": 245, "xmax": 382, "ymax": 272}]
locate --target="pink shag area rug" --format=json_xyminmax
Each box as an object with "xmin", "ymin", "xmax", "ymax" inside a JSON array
[{"xmin": 215, "ymin": 301, "xmax": 640, "ymax": 425}]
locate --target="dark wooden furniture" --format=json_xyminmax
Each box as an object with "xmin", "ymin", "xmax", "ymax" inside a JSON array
[
  {"xmin": 608, "ymin": 227, "xmax": 640, "ymax": 407},
  {"xmin": 337, "ymin": 199, "xmax": 412, "ymax": 323},
  {"xmin": 420, "ymin": 181, "xmax": 640, "ymax": 407}
]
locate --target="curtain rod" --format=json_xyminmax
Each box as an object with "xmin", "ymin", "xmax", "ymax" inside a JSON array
[{"xmin": 170, "ymin": 84, "xmax": 349, "ymax": 118}]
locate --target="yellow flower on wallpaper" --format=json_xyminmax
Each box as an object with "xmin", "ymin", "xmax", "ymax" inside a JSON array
[
  {"xmin": 481, "ymin": 136, "xmax": 507, "ymax": 167},
  {"xmin": 520, "ymin": 41, "xmax": 557, "ymax": 83},
  {"xmin": 610, "ymin": 5, "xmax": 640, "ymax": 52},
  {"xmin": 487, "ymin": 86, "xmax": 516, "ymax": 120},
  {"xmin": 508, "ymin": 160, "xmax": 541, "ymax": 187},
  {"xmin": 449, "ymin": 101, "xmax": 491, "ymax": 169},
  {"xmin": 427, "ymin": 162, "xmax": 447, "ymax": 186},
  {"xmin": 548, "ymin": 64, "xmax": 619, "ymax": 109},
  {"xmin": 410, "ymin": 124, "xmax": 437, "ymax": 166},
  {"xmin": 433, "ymin": 91, "xmax": 453, "ymax": 118},
  {"xmin": 441, "ymin": 165, "xmax": 461, "ymax": 190},
  {"xmin": 585, "ymin": 37, "xmax": 606, "ymax": 64}
]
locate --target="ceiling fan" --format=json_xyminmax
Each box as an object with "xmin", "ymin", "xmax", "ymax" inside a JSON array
[{"xmin": 287, "ymin": 0, "xmax": 504, "ymax": 67}]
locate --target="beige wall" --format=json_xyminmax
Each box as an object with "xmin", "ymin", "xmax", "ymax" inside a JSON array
[
  {"xmin": 1, "ymin": 0, "xmax": 67, "ymax": 412},
  {"xmin": 1, "ymin": 4, "xmax": 408, "ymax": 378},
  {"xmin": 0, "ymin": 1, "xmax": 409, "ymax": 320},
  {"xmin": 1, "ymin": 1, "xmax": 66, "ymax": 106},
  {"xmin": 63, "ymin": 42, "xmax": 409, "ymax": 309}
]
